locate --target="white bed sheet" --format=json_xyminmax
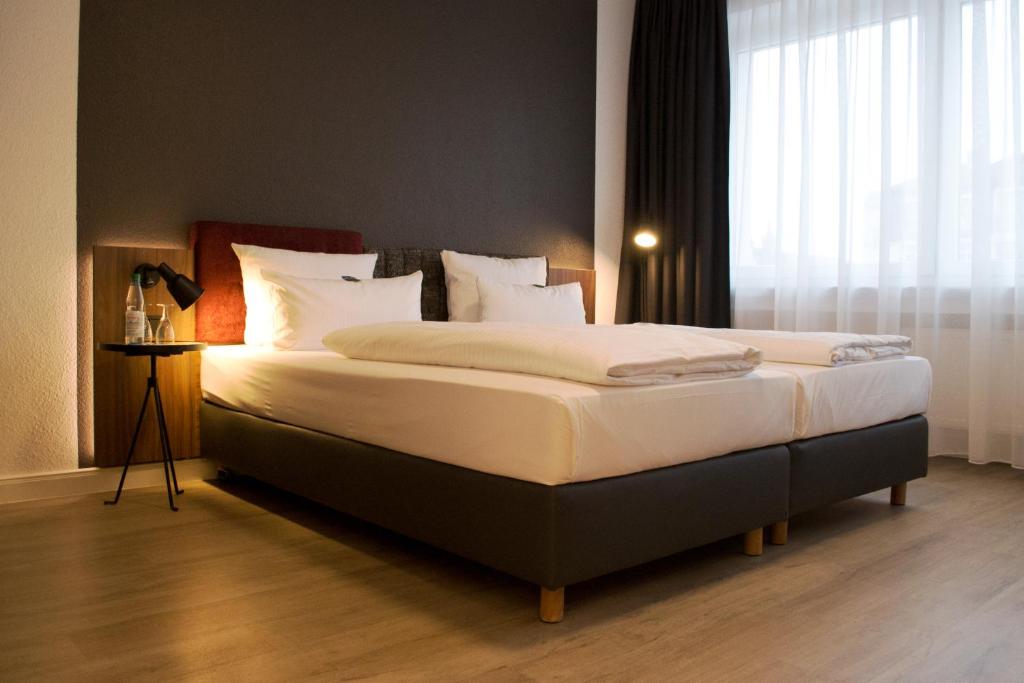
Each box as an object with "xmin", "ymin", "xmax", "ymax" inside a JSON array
[
  {"xmin": 762, "ymin": 357, "xmax": 932, "ymax": 439},
  {"xmin": 201, "ymin": 345, "xmax": 797, "ymax": 486}
]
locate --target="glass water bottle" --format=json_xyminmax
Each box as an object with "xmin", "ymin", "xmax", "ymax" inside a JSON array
[{"xmin": 125, "ymin": 273, "xmax": 146, "ymax": 344}]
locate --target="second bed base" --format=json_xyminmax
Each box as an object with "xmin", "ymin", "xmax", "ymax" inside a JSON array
[{"xmin": 763, "ymin": 415, "xmax": 929, "ymax": 548}]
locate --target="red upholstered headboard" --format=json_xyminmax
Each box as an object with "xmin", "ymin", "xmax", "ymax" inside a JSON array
[{"xmin": 189, "ymin": 221, "xmax": 363, "ymax": 343}]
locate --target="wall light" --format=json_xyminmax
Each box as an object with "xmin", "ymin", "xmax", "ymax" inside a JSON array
[
  {"xmin": 133, "ymin": 262, "xmax": 205, "ymax": 310},
  {"xmin": 633, "ymin": 230, "xmax": 658, "ymax": 249}
]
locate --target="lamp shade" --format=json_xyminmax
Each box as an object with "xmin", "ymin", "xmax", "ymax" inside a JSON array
[
  {"xmin": 134, "ymin": 262, "xmax": 204, "ymax": 311},
  {"xmin": 157, "ymin": 262, "xmax": 204, "ymax": 310}
]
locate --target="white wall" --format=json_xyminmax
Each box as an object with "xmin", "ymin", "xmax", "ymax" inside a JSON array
[
  {"xmin": 0, "ymin": 0, "xmax": 80, "ymax": 477},
  {"xmin": 594, "ymin": 0, "xmax": 635, "ymax": 324}
]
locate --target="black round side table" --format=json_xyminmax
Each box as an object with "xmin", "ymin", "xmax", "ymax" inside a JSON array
[{"xmin": 97, "ymin": 342, "xmax": 207, "ymax": 511}]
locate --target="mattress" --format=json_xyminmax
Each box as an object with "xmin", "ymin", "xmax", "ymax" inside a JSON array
[
  {"xmin": 201, "ymin": 345, "xmax": 797, "ymax": 486},
  {"xmin": 762, "ymin": 357, "xmax": 932, "ymax": 439}
]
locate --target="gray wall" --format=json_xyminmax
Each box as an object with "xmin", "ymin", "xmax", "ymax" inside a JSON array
[
  {"xmin": 76, "ymin": 0, "xmax": 596, "ymax": 463},
  {"xmin": 77, "ymin": 0, "xmax": 596, "ymax": 261}
]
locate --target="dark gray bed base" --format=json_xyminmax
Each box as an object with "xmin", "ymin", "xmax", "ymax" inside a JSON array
[
  {"xmin": 201, "ymin": 401, "xmax": 928, "ymax": 621},
  {"xmin": 202, "ymin": 401, "xmax": 789, "ymax": 619},
  {"xmin": 788, "ymin": 415, "xmax": 928, "ymax": 516},
  {"xmin": 752, "ymin": 415, "xmax": 930, "ymax": 546}
]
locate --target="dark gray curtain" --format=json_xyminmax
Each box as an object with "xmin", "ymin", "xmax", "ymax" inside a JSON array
[{"xmin": 615, "ymin": 0, "xmax": 731, "ymax": 326}]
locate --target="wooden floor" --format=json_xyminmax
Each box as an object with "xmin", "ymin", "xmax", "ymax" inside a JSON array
[{"xmin": 2, "ymin": 456, "xmax": 1023, "ymax": 682}]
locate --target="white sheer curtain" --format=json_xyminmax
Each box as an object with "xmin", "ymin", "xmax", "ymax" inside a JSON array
[{"xmin": 728, "ymin": 0, "xmax": 1024, "ymax": 468}]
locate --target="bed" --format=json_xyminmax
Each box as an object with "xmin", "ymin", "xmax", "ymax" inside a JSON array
[
  {"xmin": 191, "ymin": 221, "xmax": 929, "ymax": 622},
  {"xmin": 764, "ymin": 359, "xmax": 931, "ymax": 531}
]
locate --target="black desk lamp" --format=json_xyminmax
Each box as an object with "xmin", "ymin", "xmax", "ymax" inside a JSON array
[{"xmin": 133, "ymin": 262, "xmax": 204, "ymax": 310}]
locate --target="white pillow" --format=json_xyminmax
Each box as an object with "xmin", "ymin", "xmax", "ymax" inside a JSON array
[
  {"xmin": 261, "ymin": 270, "xmax": 422, "ymax": 350},
  {"xmin": 477, "ymin": 280, "xmax": 586, "ymax": 325},
  {"xmin": 440, "ymin": 250, "xmax": 547, "ymax": 322},
  {"xmin": 232, "ymin": 243, "xmax": 378, "ymax": 345}
]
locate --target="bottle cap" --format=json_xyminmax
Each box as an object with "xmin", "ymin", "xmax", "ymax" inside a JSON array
[{"xmin": 131, "ymin": 273, "xmax": 141, "ymax": 283}]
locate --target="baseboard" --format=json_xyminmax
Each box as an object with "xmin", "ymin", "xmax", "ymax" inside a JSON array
[{"xmin": 0, "ymin": 458, "xmax": 218, "ymax": 505}]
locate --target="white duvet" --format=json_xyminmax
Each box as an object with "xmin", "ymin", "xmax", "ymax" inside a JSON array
[
  {"xmin": 675, "ymin": 326, "xmax": 912, "ymax": 366},
  {"xmin": 323, "ymin": 321, "xmax": 762, "ymax": 386}
]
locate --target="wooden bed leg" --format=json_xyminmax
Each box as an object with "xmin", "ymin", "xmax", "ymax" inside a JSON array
[
  {"xmin": 890, "ymin": 482, "xmax": 908, "ymax": 506},
  {"xmin": 769, "ymin": 520, "xmax": 789, "ymax": 545},
  {"xmin": 743, "ymin": 528, "xmax": 764, "ymax": 557},
  {"xmin": 539, "ymin": 586, "xmax": 564, "ymax": 623}
]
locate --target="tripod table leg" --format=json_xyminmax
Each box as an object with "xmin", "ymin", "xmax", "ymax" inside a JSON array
[{"xmin": 104, "ymin": 385, "xmax": 152, "ymax": 506}]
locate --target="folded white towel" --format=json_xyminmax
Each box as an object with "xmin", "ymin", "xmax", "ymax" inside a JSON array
[
  {"xmin": 324, "ymin": 321, "xmax": 762, "ymax": 386},
  {"xmin": 674, "ymin": 326, "xmax": 912, "ymax": 366}
]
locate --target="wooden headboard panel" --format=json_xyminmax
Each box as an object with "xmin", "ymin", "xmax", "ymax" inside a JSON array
[
  {"xmin": 548, "ymin": 267, "xmax": 596, "ymax": 324},
  {"xmin": 93, "ymin": 245, "xmax": 200, "ymax": 467}
]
